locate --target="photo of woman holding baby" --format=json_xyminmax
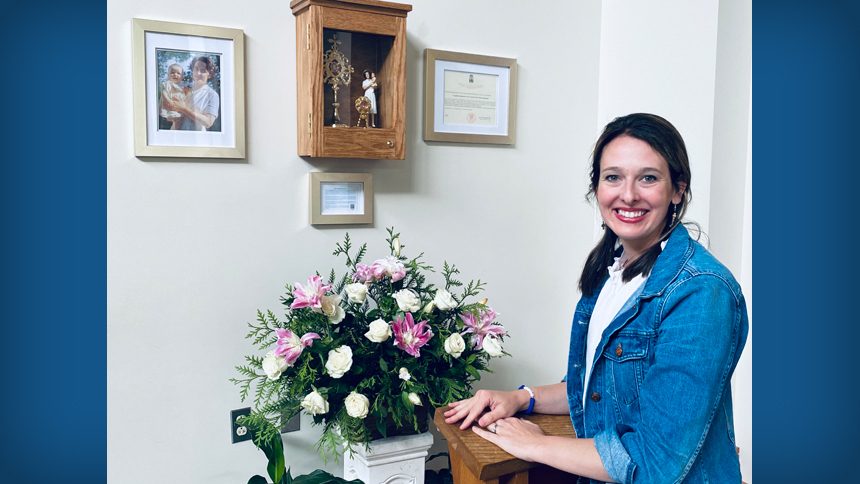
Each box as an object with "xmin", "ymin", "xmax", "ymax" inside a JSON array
[{"xmin": 160, "ymin": 56, "xmax": 221, "ymax": 132}]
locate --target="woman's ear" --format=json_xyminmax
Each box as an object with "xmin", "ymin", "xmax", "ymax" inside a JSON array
[{"xmin": 672, "ymin": 182, "xmax": 687, "ymax": 205}]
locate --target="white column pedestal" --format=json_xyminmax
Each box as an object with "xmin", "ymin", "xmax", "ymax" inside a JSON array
[{"xmin": 343, "ymin": 432, "xmax": 434, "ymax": 484}]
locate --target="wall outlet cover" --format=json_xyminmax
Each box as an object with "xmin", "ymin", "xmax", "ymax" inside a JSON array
[{"xmin": 230, "ymin": 407, "xmax": 253, "ymax": 444}]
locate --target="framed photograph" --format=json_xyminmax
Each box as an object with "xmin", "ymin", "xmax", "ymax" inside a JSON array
[
  {"xmin": 132, "ymin": 18, "xmax": 245, "ymax": 158},
  {"xmin": 423, "ymin": 49, "xmax": 517, "ymax": 145},
  {"xmin": 309, "ymin": 173, "xmax": 373, "ymax": 225}
]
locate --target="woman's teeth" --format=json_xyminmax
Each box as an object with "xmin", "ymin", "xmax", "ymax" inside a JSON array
[{"xmin": 617, "ymin": 209, "xmax": 646, "ymax": 217}]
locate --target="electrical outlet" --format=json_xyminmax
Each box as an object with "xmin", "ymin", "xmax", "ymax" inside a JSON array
[
  {"xmin": 230, "ymin": 407, "xmax": 252, "ymax": 444},
  {"xmin": 281, "ymin": 413, "xmax": 301, "ymax": 433}
]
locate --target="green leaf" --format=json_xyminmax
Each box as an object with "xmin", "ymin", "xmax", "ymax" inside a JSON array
[
  {"xmin": 464, "ymin": 365, "xmax": 481, "ymax": 381},
  {"xmin": 379, "ymin": 357, "xmax": 388, "ymax": 372},
  {"xmin": 376, "ymin": 415, "xmax": 387, "ymax": 438},
  {"xmin": 266, "ymin": 435, "xmax": 286, "ymax": 484},
  {"xmin": 379, "ymin": 404, "xmax": 388, "ymax": 419},
  {"xmin": 291, "ymin": 469, "xmax": 364, "ymax": 483},
  {"xmin": 401, "ymin": 391, "xmax": 415, "ymax": 413}
]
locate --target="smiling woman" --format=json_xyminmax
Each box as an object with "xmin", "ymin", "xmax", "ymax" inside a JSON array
[{"xmin": 444, "ymin": 113, "xmax": 748, "ymax": 484}]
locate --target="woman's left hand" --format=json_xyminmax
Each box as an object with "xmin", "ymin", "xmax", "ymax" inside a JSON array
[{"xmin": 471, "ymin": 417, "xmax": 546, "ymax": 462}]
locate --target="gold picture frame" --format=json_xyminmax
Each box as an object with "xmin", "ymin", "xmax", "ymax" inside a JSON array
[
  {"xmin": 132, "ymin": 18, "xmax": 245, "ymax": 158},
  {"xmin": 309, "ymin": 173, "xmax": 373, "ymax": 225},
  {"xmin": 423, "ymin": 49, "xmax": 517, "ymax": 145}
]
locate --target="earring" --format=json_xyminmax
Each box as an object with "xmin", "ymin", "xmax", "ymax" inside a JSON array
[
  {"xmin": 601, "ymin": 220, "xmax": 606, "ymax": 230},
  {"xmin": 671, "ymin": 204, "xmax": 678, "ymax": 225}
]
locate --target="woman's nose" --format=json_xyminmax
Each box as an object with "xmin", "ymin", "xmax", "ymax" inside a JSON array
[{"xmin": 620, "ymin": 182, "xmax": 639, "ymax": 203}]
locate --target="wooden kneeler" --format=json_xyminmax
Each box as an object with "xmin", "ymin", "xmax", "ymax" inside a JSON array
[{"xmin": 433, "ymin": 406, "xmax": 580, "ymax": 484}]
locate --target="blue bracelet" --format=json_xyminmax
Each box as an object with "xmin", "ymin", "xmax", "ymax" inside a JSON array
[{"xmin": 519, "ymin": 385, "xmax": 535, "ymax": 414}]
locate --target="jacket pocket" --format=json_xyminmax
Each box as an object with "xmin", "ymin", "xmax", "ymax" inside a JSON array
[{"xmin": 604, "ymin": 332, "xmax": 651, "ymax": 406}]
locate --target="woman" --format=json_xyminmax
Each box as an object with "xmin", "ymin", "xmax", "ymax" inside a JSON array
[
  {"xmin": 444, "ymin": 113, "xmax": 748, "ymax": 483},
  {"xmin": 362, "ymin": 70, "xmax": 377, "ymax": 128},
  {"xmin": 163, "ymin": 56, "xmax": 220, "ymax": 131}
]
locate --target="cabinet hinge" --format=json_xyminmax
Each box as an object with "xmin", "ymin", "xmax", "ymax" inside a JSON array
[
  {"xmin": 307, "ymin": 24, "xmax": 310, "ymax": 50},
  {"xmin": 308, "ymin": 113, "xmax": 311, "ymax": 138}
]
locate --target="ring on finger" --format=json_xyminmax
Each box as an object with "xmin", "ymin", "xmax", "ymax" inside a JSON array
[{"xmin": 490, "ymin": 423, "xmax": 498, "ymax": 434}]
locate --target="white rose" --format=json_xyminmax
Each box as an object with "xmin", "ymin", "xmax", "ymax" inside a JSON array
[
  {"xmin": 398, "ymin": 367, "xmax": 411, "ymax": 381},
  {"xmin": 408, "ymin": 392, "xmax": 422, "ymax": 406},
  {"xmin": 393, "ymin": 237, "xmax": 401, "ymax": 257},
  {"xmin": 433, "ymin": 289, "xmax": 458, "ymax": 310},
  {"xmin": 364, "ymin": 319, "xmax": 391, "ymax": 343},
  {"xmin": 345, "ymin": 283, "xmax": 367, "ymax": 303},
  {"xmin": 483, "ymin": 335, "xmax": 503, "ymax": 357},
  {"xmin": 316, "ymin": 294, "xmax": 345, "ymax": 324},
  {"xmin": 300, "ymin": 391, "xmax": 329, "ymax": 415},
  {"xmin": 345, "ymin": 392, "xmax": 370, "ymax": 419},
  {"xmin": 325, "ymin": 345, "xmax": 354, "ymax": 378},
  {"xmin": 393, "ymin": 289, "xmax": 421, "ymax": 312},
  {"xmin": 444, "ymin": 333, "xmax": 466, "ymax": 358},
  {"xmin": 262, "ymin": 351, "xmax": 289, "ymax": 381}
]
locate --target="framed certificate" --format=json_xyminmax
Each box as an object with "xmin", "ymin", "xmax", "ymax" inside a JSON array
[
  {"xmin": 132, "ymin": 18, "xmax": 245, "ymax": 158},
  {"xmin": 309, "ymin": 173, "xmax": 373, "ymax": 225},
  {"xmin": 423, "ymin": 49, "xmax": 517, "ymax": 145}
]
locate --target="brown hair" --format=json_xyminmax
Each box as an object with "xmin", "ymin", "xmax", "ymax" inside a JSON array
[
  {"xmin": 191, "ymin": 56, "xmax": 218, "ymax": 79},
  {"xmin": 579, "ymin": 113, "xmax": 692, "ymax": 297}
]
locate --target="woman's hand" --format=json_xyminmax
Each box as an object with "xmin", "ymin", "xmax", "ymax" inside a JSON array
[
  {"xmin": 443, "ymin": 389, "xmax": 526, "ymax": 430},
  {"xmin": 472, "ymin": 417, "xmax": 546, "ymax": 462}
]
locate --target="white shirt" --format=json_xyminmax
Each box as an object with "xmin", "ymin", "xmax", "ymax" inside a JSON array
[{"xmin": 582, "ymin": 242, "xmax": 666, "ymax": 408}]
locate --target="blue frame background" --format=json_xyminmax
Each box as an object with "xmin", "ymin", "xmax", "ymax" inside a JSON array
[{"xmin": 1, "ymin": 0, "xmax": 858, "ymax": 482}]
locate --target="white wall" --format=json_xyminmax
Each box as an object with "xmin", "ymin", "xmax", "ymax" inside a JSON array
[
  {"xmin": 107, "ymin": 1, "xmax": 750, "ymax": 483},
  {"xmin": 596, "ymin": 0, "xmax": 720, "ymax": 234}
]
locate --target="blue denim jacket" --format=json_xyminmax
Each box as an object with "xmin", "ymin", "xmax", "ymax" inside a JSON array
[{"xmin": 566, "ymin": 225, "xmax": 749, "ymax": 484}]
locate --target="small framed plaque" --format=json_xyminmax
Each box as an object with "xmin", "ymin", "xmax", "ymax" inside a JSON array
[
  {"xmin": 423, "ymin": 49, "xmax": 517, "ymax": 145},
  {"xmin": 309, "ymin": 173, "xmax": 373, "ymax": 225}
]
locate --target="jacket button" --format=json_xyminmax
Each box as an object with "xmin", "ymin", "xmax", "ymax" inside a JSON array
[
  {"xmin": 615, "ymin": 343, "xmax": 623, "ymax": 357},
  {"xmin": 591, "ymin": 392, "xmax": 601, "ymax": 402}
]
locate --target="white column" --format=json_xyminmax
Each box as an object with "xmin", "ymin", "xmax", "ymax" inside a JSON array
[{"xmin": 343, "ymin": 432, "xmax": 434, "ymax": 484}]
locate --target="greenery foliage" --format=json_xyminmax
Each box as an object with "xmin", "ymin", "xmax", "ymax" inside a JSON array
[{"xmin": 232, "ymin": 228, "xmax": 509, "ymax": 466}]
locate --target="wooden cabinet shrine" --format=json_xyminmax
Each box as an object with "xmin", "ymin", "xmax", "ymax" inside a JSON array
[{"xmin": 290, "ymin": 0, "xmax": 412, "ymax": 159}]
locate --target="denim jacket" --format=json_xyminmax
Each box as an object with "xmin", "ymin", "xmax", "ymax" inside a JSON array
[{"xmin": 566, "ymin": 225, "xmax": 749, "ymax": 484}]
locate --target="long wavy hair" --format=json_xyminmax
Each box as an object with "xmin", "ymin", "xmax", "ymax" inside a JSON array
[{"xmin": 578, "ymin": 113, "xmax": 693, "ymax": 297}]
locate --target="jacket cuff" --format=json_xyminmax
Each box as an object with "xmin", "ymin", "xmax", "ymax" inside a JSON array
[{"xmin": 594, "ymin": 426, "xmax": 637, "ymax": 484}]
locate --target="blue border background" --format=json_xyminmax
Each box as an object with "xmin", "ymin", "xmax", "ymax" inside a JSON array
[
  {"xmin": 755, "ymin": 0, "xmax": 859, "ymax": 481},
  {"xmin": 0, "ymin": 0, "xmax": 857, "ymax": 482},
  {"xmin": 0, "ymin": 0, "xmax": 106, "ymax": 482}
]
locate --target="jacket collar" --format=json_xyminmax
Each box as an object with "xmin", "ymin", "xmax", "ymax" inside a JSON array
[{"xmin": 639, "ymin": 224, "xmax": 694, "ymax": 299}]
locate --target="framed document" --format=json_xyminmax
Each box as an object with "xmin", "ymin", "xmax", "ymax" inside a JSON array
[
  {"xmin": 423, "ymin": 49, "xmax": 517, "ymax": 145},
  {"xmin": 309, "ymin": 173, "xmax": 373, "ymax": 225},
  {"xmin": 132, "ymin": 18, "xmax": 245, "ymax": 158}
]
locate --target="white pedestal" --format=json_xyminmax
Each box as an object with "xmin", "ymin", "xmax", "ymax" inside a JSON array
[{"xmin": 343, "ymin": 432, "xmax": 434, "ymax": 484}]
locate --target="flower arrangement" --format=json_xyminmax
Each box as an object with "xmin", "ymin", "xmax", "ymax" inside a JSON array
[{"xmin": 232, "ymin": 228, "xmax": 509, "ymax": 463}]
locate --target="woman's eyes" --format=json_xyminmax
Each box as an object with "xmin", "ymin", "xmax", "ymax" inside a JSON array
[{"xmin": 602, "ymin": 174, "xmax": 659, "ymax": 183}]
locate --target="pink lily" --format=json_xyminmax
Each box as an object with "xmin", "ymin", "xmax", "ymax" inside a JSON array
[
  {"xmin": 274, "ymin": 328, "xmax": 320, "ymax": 366},
  {"xmin": 392, "ymin": 313, "xmax": 433, "ymax": 357},
  {"xmin": 352, "ymin": 264, "xmax": 376, "ymax": 283},
  {"xmin": 290, "ymin": 276, "xmax": 332, "ymax": 309},
  {"xmin": 371, "ymin": 257, "xmax": 407, "ymax": 283},
  {"xmin": 459, "ymin": 308, "xmax": 506, "ymax": 350}
]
